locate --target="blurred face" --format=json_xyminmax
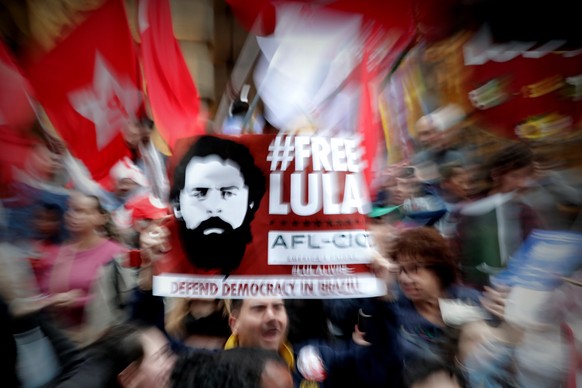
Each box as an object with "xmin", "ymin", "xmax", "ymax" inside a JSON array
[
  {"xmin": 441, "ymin": 168, "xmax": 469, "ymax": 200},
  {"xmin": 116, "ymin": 177, "xmax": 140, "ymax": 198},
  {"xmin": 27, "ymin": 144, "xmax": 61, "ymax": 180},
  {"xmin": 497, "ymin": 165, "xmax": 533, "ymax": 193},
  {"xmin": 411, "ymin": 371, "xmax": 462, "ymax": 388},
  {"xmin": 65, "ymin": 193, "xmax": 103, "ymax": 234},
  {"xmin": 397, "ymin": 257, "xmax": 442, "ymax": 303},
  {"xmin": 390, "ymin": 176, "xmax": 420, "ymax": 205},
  {"xmin": 126, "ymin": 329, "xmax": 176, "ymax": 388},
  {"xmin": 416, "ymin": 117, "xmax": 438, "ymax": 149},
  {"xmin": 189, "ymin": 299, "xmax": 222, "ymax": 319},
  {"xmin": 261, "ymin": 360, "xmax": 293, "ymax": 388},
  {"xmin": 35, "ymin": 208, "xmax": 61, "ymax": 238},
  {"xmin": 179, "ymin": 156, "xmax": 250, "ymax": 232},
  {"xmin": 230, "ymin": 299, "xmax": 288, "ymax": 351},
  {"xmin": 122, "ymin": 121, "xmax": 151, "ymax": 149}
]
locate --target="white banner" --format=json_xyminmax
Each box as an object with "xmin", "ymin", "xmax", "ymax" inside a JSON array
[
  {"xmin": 153, "ymin": 273, "xmax": 386, "ymax": 299},
  {"xmin": 268, "ymin": 230, "xmax": 375, "ymax": 265}
]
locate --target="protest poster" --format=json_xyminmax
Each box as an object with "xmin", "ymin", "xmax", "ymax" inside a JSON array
[
  {"xmin": 491, "ymin": 229, "xmax": 582, "ymax": 328},
  {"xmin": 152, "ymin": 134, "xmax": 385, "ymax": 299}
]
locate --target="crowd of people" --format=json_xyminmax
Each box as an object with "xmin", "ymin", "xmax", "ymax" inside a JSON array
[{"xmin": 1, "ymin": 106, "xmax": 581, "ymax": 388}]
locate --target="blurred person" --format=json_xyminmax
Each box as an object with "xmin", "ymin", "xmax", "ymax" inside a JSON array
[
  {"xmin": 391, "ymin": 166, "xmax": 447, "ymax": 228},
  {"xmin": 171, "ymin": 347, "xmax": 292, "ymax": 388},
  {"xmin": 521, "ymin": 151, "xmax": 582, "ymax": 231},
  {"xmin": 108, "ymin": 157, "xmax": 150, "ymax": 211},
  {"xmin": 28, "ymin": 202, "xmax": 68, "ymax": 286},
  {"xmin": 320, "ymin": 227, "xmax": 490, "ymax": 384},
  {"xmin": 455, "ymin": 142, "xmax": 542, "ymax": 289},
  {"xmin": 113, "ymin": 193, "xmax": 170, "ymax": 248},
  {"xmin": 438, "ymin": 163, "xmax": 470, "ymax": 204},
  {"xmin": 55, "ymin": 323, "xmax": 176, "ymax": 388},
  {"xmin": 226, "ymin": 298, "xmax": 290, "ymax": 354},
  {"xmin": 62, "ymin": 152, "xmax": 149, "ymax": 214},
  {"xmin": 0, "ymin": 294, "xmax": 87, "ymax": 388},
  {"xmin": 511, "ymin": 270, "xmax": 582, "ymax": 388},
  {"xmin": 133, "ymin": 222, "xmax": 402, "ymax": 387},
  {"xmin": 38, "ymin": 191, "xmax": 135, "ymax": 344},
  {"xmin": 382, "ymin": 227, "xmax": 481, "ymax": 365},
  {"xmin": 121, "ymin": 115, "xmax": 155, "ymax": 165},
  {"xmin": 2, "ymin": 139, "xmax": 71, "ymax": 243},
  {"xmin": 21, "ymin": 142, "xmax": 66, "ymax": 186},
  {"xmin": 434, "ymin": 162, "xmax": 470, "ymax": 239},
  {"xmin": 165, "ymin": 298, "xmax": 231, "ymax": 350},
  {"xmin": 402, "ymin": 358, "xmax": 466, "ymax": 388},
  {"xmin": 285, "ymin": 299, "xmax": 333, "ymax": 345},
  {"xmin": 368, "ymin": 227, "xmax": 515, "ymax": 385},
  {"xmin": 412, "ymin": 104, "xmax": 467, "ymax": 168},
  {"xmin": 373, "ymin": 165, "xmax": 445, "ymax": 228},
  {"xmin": 227, "ymin": 297, "xmax": 402, "ymax": 387}
]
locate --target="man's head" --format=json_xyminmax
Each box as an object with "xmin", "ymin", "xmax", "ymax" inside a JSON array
[
  {"xmin": 415, "ymin": 104, "xmax": 465, "ymax": 152},
  {"xmin": 488, "ymin": 142, "xmax": 534, "ymax": 194},
  {"xmin": 90, "ymin": 324, "xmax": 175, "ymax": 388},
  {"xmin": 171, "ymin": 136, "xmax": 266, "ymax": 274},
  {"xmin": 228, "ymin": 298, "xmax": 289, "ymax": 351},
  {"xmin": 171, "ymin": 347, "xmax": 292, "ymax": 388},
  {"xmin": 415, "ymin": 115, "xmax": 441, "ymax": 150},
  {"xmin": 110, "ymin": 157, "xmax": 148, "ymax": 200},
  {"xmin": 439, "ymin": 162, "xmax": 469, "ymax": 201},
  {"xmin": 121, "ymin": 116, "xmax": 154, "ymax": 150}
]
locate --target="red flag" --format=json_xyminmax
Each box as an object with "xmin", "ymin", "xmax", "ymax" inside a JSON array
[
  {"xmin": 25, "ymin": 0, "xmax": 139, "ymax": 182},
  {"xmin": 0, "ymin": 41, "xmax": 36, "ymax": 132},
  {"xmin": 138, "ymin": 0, "xmax": 205, "ymax": 151},
  {"xmin": 0, "ymin": 41, "xmax": 37, "ymax": 195}
]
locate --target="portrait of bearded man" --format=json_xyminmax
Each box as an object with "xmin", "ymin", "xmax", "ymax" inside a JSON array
[{"xmin": 169, "ymin": 135, "xmax": 266, "ymax": 275}]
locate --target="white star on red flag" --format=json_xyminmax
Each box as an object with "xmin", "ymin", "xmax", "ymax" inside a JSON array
[{"xmin": 68, "ymin": 52, "xmax": 142, "ymax": 150}]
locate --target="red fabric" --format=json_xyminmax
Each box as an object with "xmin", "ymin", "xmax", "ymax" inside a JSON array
[
  {"xmin": 0, "ymin": 126, "xmax": 36, "ymax": 197},
  {"xmin": 0, "ymin": 41, "xmax": 36, "ymax": 131},
  {"xmin": 562, "ymin": 322, "xmax": 578, "ymax": 388},
  {"xmin": 465, "ymin": 48, "xmax": 582, "ymax": 139},
  {"xmin": 124, "ymin": 194, "xmax": 170, "ymax": 225},
  {"xmin": 25, "ymin": 0, "xmax": 137, "ymax": 182},
  {"xmin": 138, "ymin": 0, "xmax": 205, "ymax": 151},
  {"xmin": 357, "ymin": 32, "xmax": 377, "ymax": 193},
  {"xmin": 0, "ymin": 41, "xmax": 38, "ymax": 196},
  {"xmin": 226, "ymin": 0, "xmax": 277, "ymax": 36},
  {"xmin": 357, "ymin": 22, "xmax": 415, "ymax": 197}
]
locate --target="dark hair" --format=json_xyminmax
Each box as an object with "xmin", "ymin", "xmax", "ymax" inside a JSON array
[
  {"xmin": 229, "ymin": 299, "xmax": 244, "ymax": 315},
  {"xmin": 138, "ymin": 115, "xmax": 154, "ymax": 130},
  {"xmin": 388, "ymin": 227, "xmax": 459, "ymax": 289},
  {"xmin": 172, "ymin": 348, "xmax": 288, "ymax": 388},
  {"xmin": 402, "ymin": 358, "xmax": 466, "ymax": 388},
  {"xmin": 170, "ymin": 136, "xmax": 266, "ymax": 215},
  {"xmin": 217, "ymin": 348, "xmax": 288, "ymax": 387},
  {"xmin": 86, "ymin": 194, "xmax": 121, "ymax": 242},
  {"xmin": 35, "ymin": 202, "xmax": 67, "ymax": 244},
  {"xmin": 171, "ymin": 352, "xmax": 220, "ymax": 388},
  {"xmin": 285, "ymin": 299, "xmax": 332, "ymax": 344},
  {"xmin": 86, "ymin": 323, "xmax": 146, "ymax": 387},
  {"xmin": 488, "ymin": 142, "xmax": 533, "ymax": 180},
  {"xmin": 438, "ymin": 161, "xmax": 464, "ymax": 182}
]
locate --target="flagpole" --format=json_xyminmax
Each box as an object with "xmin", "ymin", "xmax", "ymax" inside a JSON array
[{"xmin": 214, "ymin": 34, "xmax": 261, "ymax": 132}]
